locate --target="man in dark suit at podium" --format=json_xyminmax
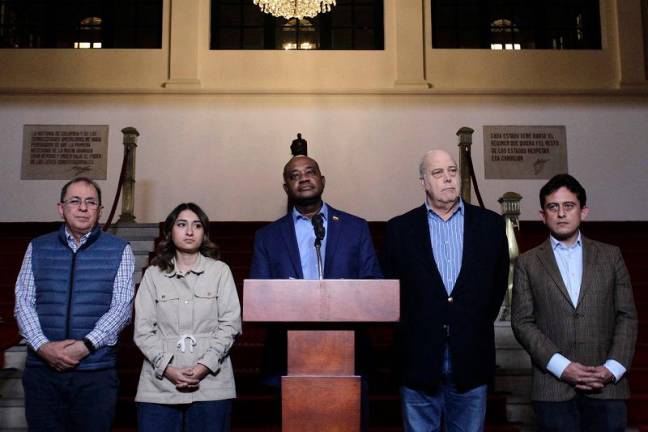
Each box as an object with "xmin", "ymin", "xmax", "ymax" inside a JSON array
[
  {"xmin": 250, "ymin": 155, "xmax": 382, "ymax": 281},
  {"xmin": 249, "ymin": 155, "xmax": 382, "ymax": 427},
  {"xmin": 383, "ymin": 149, "xmax": 509, "ymax": 432}
]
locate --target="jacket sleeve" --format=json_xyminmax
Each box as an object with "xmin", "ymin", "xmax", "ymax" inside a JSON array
[
  {"xmin": 14, "ymin": 243, "xmax": 49, "ymax": 351},
  {"xmin": 511, "ymin": 256, "xmax": 561, "ymax": 370},
  {"xmin": 197, "ymin": 264, "xmax": 242, "ymax": 373},
  {"xmin": 86, "ymin": 244, "xmax": 135, "ymax": 348},
  {"xmin": 249, "ymin": 231, "xmax": 271, "ymax": 279},
  {"xmin": 133, "ymin": 269, "xmax": 173, "ymax": 379},
  {"xmin": 358, "ymin": 221, "xmax": 383, "ymax": 279},
  {"xmin": 381, "ymin": 221, "xmax": 398, "ymax": 279},
  {"xmin": 606, "ymin": 247, "xmax": 638, "ymax": 369}
]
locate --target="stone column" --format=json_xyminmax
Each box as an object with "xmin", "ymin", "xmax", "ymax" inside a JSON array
[
  {"xmin": 164, "ymin": 0, "xmax": 202, "ymax": 89},
  {"xmin": 394, "ymin": 0, "xmax": 431, "ymax": 88}
]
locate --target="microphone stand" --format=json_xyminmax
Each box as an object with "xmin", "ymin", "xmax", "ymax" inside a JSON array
[
  {"xmin": 312, "ymin": 213, "xmax": 325, "ymax": 280},
  {"xmin": 314, "ymin": 238, "xmax": 323, "ymax": 280}
]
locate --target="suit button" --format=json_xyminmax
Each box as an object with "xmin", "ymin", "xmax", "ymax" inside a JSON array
[{"xmin": 448, "ymin": 297, "xmax": 453, "ymax": 303}]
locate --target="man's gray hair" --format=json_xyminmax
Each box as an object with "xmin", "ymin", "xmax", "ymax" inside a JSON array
[
  {"xmin": 418, "ymin": 158, "xmax": 427, "ymax": 179},
  {"xmin": 418, "ymin": 149, "xmax": 457, "ymax": 179}
]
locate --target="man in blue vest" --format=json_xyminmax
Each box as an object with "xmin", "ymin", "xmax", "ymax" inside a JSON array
[{"xmin": 14, "ymin": 177, "xmax": 135, "ymax": 432}]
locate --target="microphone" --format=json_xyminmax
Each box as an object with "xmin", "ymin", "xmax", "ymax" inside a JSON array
[
  {"xmin": 312, "ymin": 214, "xmax": 325, "ymax": 246},
  {"xmin": 311, "ymin": 214, "xmax": 325, "ymax": 280}
]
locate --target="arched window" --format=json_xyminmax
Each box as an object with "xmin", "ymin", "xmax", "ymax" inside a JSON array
[
  {"xmin": 490, "ymin": 18, "xmax": 520, "ymax": 50},
  {"xmin": 74, "ymin": 16, "xmax": 102, "ymax": 49}
]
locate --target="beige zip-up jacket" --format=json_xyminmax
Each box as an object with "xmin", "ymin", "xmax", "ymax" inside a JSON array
[{"xmin": 134, "ymin": 254, "xmax": 241, "ymax": 404}]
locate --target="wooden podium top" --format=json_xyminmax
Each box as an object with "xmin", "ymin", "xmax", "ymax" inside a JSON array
[{"xmin": 243, "ymin": 279, "xmax": 399, "ymax": 323}]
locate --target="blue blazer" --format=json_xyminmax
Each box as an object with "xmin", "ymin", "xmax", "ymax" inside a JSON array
[
  {"xmin": 249, "ymin": 205, "xmax": 382, "ymax": 381},
  {"xmin": 249, "ymin": 205, "xmax": 382, "ymax": 280}
]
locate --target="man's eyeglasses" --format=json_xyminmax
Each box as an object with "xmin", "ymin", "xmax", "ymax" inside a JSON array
[
  {"xmin": 544, "ymin": 202, "xmax": 578, "ymax": 214},
  {"xmin": 61, "ymin": 198, "xmax": 100, "ymax": 209}
]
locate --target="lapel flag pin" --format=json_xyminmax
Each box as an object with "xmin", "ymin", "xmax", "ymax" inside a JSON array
[{"xmin": 332, "ymin": 215, "xmax": 339, "ymax": 221}]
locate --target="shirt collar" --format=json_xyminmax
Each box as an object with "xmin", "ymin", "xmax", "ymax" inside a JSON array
[
  {"xmin": 292, "ymin": 202, "xmax": 329, "ymax": 223},
  {"xmin": 550, "ymin": 232, "xmax": 582, "ymax": 250},
  {"xmin": 164, "ymin": 253, "xmax": 207, "ymax": 278},
  {"xmin": 64, "ymin": 227, "xmax": 93, "ymax": 247},
  {"xmin": 425, "ymin": 198, "xmax": 464, "ymax": 220}
]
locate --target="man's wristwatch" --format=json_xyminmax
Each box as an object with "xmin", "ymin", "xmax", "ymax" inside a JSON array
[{"xmin": 82, "ymin": 337, "xmax": 96, "ymax": 353}]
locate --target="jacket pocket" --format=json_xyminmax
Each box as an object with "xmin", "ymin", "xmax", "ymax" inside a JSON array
[
  {"xmin": 194, "ymin": 284, "xmax": 219, "ymax": 323},
  {"xmin": 155, "ymin": 284, "xmax": 180, "ymax": 326}
]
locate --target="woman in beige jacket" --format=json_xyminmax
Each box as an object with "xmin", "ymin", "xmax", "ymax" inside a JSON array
[{"xmin": 134, "ymin": 203, "xmax": 241, "ymax": 432}]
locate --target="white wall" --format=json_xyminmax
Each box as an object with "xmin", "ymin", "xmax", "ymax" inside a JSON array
[
  {"xmin": 1, "ymin": 93, "xmax": 647, "ymax": 222},
  {"xmin": 1, "ymin": 0, "xmax": 646, "ymax": 222}
]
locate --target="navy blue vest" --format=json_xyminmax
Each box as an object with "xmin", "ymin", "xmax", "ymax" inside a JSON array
[{"xmin": 27, "ymin": 225, "xmax": 127, "ymax": 370}]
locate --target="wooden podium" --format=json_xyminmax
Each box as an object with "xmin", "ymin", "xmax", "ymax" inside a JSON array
[{"xmin": 243, "ymin": 279, "xmax": 399, "ymax": 432}]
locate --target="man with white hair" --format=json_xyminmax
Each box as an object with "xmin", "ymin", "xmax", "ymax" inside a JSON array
[{"xmin": 383, "ymin": 149, "xmax": 509, "ymax": 431}]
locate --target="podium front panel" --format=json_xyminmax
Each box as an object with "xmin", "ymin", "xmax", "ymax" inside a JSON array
[
  {"xmin": 243, "ymin": 279, "xmax": 399, "ymax": 322},
  {"xmin": 282, "ymin": 376, "xmax": 360, "ymax": 432},
  {"xmin": 287, "ymin": 330, "xmax": 354, "ymax": 375}
]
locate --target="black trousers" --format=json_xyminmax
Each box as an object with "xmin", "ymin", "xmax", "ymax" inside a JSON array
[
  {"xmin": 23, "ymin": 366, "xmax": 118, "ymax": 432},
  {"xmin": 533, "ymin": 394, "xmax": 627, "ymax": 432}
]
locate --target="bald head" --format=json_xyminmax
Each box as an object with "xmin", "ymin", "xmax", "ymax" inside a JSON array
[
  {"xmin": 419, "ymin": 149, "xmax": 457, "ymax": 179},
  {"xmin": 283, "ymin": 155, "xmax": 321, "ymax": 181},
  {"xmin": 419, "ymin": 149, "xmax": 460, "ymax": 213},
  {"xmin": 282, "ymin": 155, "xmax": 326, "ymax": 210}
]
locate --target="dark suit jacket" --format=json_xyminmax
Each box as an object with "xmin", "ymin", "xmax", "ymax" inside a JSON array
[
  {"xmin": 249, "ymin": 205, "xmax": 382, "ymax": 280},
  {"xmin": 511, "ymin": 236, "xmax": 638, "ymax": 401},
  {"xmin": 383, "ymin": 203, "xmax": 509, "ymax": 392},
  {"xmin": 249, "ymin": 205, "xmax": 383, "ymax": 379}
]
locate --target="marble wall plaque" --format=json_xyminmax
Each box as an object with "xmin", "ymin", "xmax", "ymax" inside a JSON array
[
  {"xmin": 22, "ymin": 125, "xmax": 108, "ymax": 180},
  {"xmin": 483, "ymin": 125, "xmax": 567, "ymax": 179}
]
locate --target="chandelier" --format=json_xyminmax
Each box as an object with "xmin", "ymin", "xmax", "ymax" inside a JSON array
[{"xmin": 253, "ymin": 0, "xmax": 336, "ymax": 20}]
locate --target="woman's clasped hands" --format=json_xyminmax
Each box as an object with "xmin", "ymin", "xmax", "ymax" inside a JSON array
[{"xmin": 164, "ymin": 364, "xmax": 210, "ymax": 392}]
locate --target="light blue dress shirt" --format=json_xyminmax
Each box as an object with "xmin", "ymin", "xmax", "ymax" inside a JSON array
[
  {"xmin": 293, "ymin": 203, "xmax": 329, "ymax": 280},
  {"xmin": 426, "ymin": 199, "xmax": 464, "ymax": 295},
  {"xmin": 545, "ymin": 232, "xmax": 626, "ymax": 382},
  {"xmin": 426, "ymin": 199, "xmax": 474, "ymax": 384},
  {"xmin": 552, "ymin": 233, "xmax": 584, "ymax": 308}
]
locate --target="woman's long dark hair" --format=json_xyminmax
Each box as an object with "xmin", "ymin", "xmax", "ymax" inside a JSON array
[{"xmin": 151, "ymin": 203, "xmax": 220, "ymax": 272}]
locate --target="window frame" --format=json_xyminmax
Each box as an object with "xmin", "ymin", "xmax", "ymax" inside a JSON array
[
  {"xmin": 430, "ymin": 0, "xmax": 602, "ymax": 51},
  {"xmin": 0, "ymin": 0, "xmax": 163, "ymax": 49},
  {"xmin": 209, "ymin": 0, "xmax": 384, "ymax": 50}
]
